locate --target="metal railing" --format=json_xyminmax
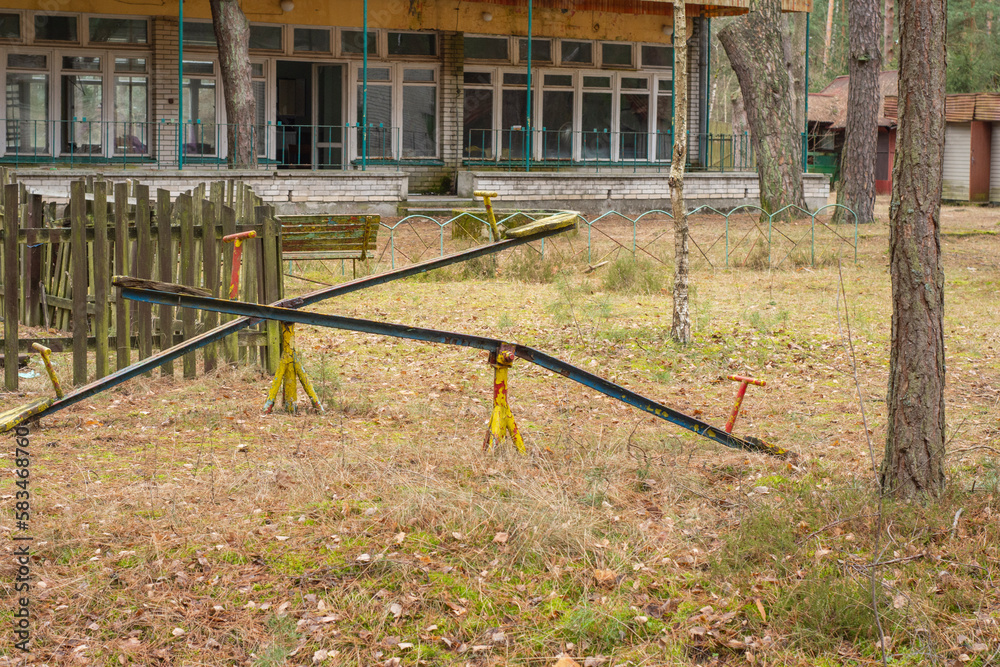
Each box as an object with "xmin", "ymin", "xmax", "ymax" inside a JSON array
[
  {"xmin": 2, "ymin": 119, "xmax": 821, "ymax": 175},
  {"xmin": 462, "ymin": 129, "xmax": 761, "ymax": 172}
]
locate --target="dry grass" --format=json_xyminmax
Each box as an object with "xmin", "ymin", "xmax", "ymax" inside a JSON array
[{"xmin": 1, "ymin": 199, "xmax": 999, "ymax": 666}]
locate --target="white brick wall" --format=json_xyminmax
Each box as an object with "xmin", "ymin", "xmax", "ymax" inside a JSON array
[{"xmin": 457, "ymin": 171, "xmax": 830, "ymax": 213}]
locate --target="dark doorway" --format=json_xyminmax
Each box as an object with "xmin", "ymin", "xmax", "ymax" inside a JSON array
[{"xmin": 276, "ymin": 60, "xmax": 312, "ymax": 168}]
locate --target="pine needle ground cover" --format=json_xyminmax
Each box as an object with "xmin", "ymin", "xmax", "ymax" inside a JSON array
[{"xmin": 1, "ymin": 202, "xmax": 998, "ymax": 666}]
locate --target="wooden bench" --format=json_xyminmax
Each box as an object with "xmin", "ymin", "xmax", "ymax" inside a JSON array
[{"xmin": 277, "ymin": 214, "xmax": 380, "ymax": 276}]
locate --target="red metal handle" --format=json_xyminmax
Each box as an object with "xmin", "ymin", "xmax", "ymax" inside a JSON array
[
  {"xmin": 223, "ymin": 230, "xmax": 257, "ymax": 244},
  {"xmin": 727, "ymin": 374, "xmax": 766, "ymax": 387}
]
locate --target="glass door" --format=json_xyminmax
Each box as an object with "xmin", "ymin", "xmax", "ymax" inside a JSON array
[{"xmin": 314, "ymin": 64, "xmax": 343, "ymax": 169}]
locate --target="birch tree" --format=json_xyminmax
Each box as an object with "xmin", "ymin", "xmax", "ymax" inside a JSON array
[{"xmin": 670, "ymin": 0, "xmax": 691, "ymax": 345}]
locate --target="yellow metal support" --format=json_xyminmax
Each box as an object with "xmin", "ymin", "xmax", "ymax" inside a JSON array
[
  {"xmin": 32, "ymin": 343, "xmax": 64, "ymax": 399},
  {"xmin": 483, "ymin": 345, "xmax": 525, "ymax": 454},
  {"xmin": 473, "ymin": 190, "xmax": 500, "ymax": 242},
  {"xmin": 0, "ymin": 344, "xmax": 64, "ymax": 432},
  {"xmin": 263, "ymin": 322, "xmax": 324, "ymax": 414}
]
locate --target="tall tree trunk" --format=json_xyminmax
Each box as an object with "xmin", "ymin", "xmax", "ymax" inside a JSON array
[
  {"xmin": 718, "ymin": 0, "xmax": 807, "ymax": 215},
  {"xmin": 210, "ymin": 0, "xmax": 256, "ymax": 168},
  {"xmin": 883, "ymin": 0, "xmax": 896, "ymax": 64},
  {"xmin": 783, "ymin": 12, "xmax": 807, "ymax": 132},
  {"xmin": 880, "ymin": 0, "xmax": 946, "ymax": 498},
  {"xmin": 824, "ymin": 0, "xmax": 837, "ymax": 68},
  {"xmin": 670, "ymin": 1, "xmax": 691, "ymax": 345},
  {"xmin": 834, "ymin": 0, "xmax": 882, "ymax": 225}
]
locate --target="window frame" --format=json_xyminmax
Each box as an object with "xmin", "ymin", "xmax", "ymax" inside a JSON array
[
  {"xmin": 0, "ymin": 11, "xmax": 24, "ymax": 44},
  {"xmin": 461, "ymin": 66, "xmax": 665, "ymax": 164},
  {"xmin": 348, "ymin": 61, "xmax": 441, "ymax": 161}
]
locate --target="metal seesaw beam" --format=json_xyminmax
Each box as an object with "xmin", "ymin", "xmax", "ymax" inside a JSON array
[
  {"xmin": 0, "ymin": 221, "xmax": 574, "ymax": 433},
  {"xmin": 120, "ymin": 286, "xmax": 793, "ymax": 459}
]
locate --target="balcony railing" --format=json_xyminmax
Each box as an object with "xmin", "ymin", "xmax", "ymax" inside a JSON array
[{"xmin": 1, "ymin": 118, "xmax": 818, "ymax": 174}]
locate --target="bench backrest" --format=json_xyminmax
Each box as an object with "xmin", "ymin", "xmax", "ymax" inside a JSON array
[{"xmin": 277, "ymin": 214, "xmax": 380, "ymax": 261}]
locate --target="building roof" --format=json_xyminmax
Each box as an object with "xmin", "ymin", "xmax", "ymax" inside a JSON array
[
  {"xmin": 808, "ymin": 71, "xmax": 899, "ymax": 129},
  {"xmin": 883, "ymin": 92, "xmax": 1000, "ymax": 122}
]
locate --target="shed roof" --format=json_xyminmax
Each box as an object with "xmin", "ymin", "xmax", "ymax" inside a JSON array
[
  {"xmin": 883, "ymin": 92, "xmax": 1000, "ymax": 123},
  {"xmin": 808, "ymin": 71, "xmax": 899, "ymax": 129}
]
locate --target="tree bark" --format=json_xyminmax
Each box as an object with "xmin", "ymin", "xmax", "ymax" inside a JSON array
[
  {"xmin": 783, "ymin": 12, "xmax": 807, "ymax": 133},
  {"xmin": 670, "ymin": 2, "xmax": 691, "ymax": 345},
  {"xmin": 883, "ymin": 0, "xmax": 896, "ymax": 64},
  {"xmin": 880, "ymin": 0, "xmax": 947, "ymax": 498},
  {"xmin": 823, "ymin": 0, "xmax": 837, "ymax": 68},
  {"xmin": 210, "ymin": 0, "xmax": 256, "ymax": 168},
  {"xmin": 834, "ymin": 0, "xmax": 882, "ymax": 225},
  {"xmin": 718, "ymin": 0, "xmax": 807, "ymax": 215}
]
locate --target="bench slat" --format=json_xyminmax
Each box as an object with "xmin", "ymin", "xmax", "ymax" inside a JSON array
[{"xmin": 277, "ymin": 214, "xmax": 380, "ymax": 264}]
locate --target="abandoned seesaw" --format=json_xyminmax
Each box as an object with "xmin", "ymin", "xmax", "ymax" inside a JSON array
[{"xmin": 1, "ymin": 207, "xmax": 792, "ymax": 460}]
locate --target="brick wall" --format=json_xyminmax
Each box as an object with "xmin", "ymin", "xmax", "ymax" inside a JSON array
[
  {"xmin": 152, "ymin": 17, "xmax": 181, "ymax": 168},
  {"xmin": 457, "ymin": 171, "xmax": 831, "ymax": 214}
]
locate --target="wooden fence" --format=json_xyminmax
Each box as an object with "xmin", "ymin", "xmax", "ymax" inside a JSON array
[{"xmin": 0, "ymin": 171, "xmax": 284, "ymax": 392}]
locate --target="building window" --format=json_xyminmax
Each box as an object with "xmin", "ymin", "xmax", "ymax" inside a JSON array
[
  {"xmin": 388, "ymin": 32, "xmax": 436, "ymax": 57},
  {"xmin": 642, "ymin": 45, "xmax": 673, "ymax": 69},
  {"xmin": 465, "ymin": 36, "xmax": 508, "ymax": 61},
  {"xmin": 294, "ymin": 28, "xmax": 330, "ymax": 53},
  {"xmin": 656, "ymin": 79, "xmax": 672, "ymax": 160},
  {"xmin": 0, "ymin": 13, "xmax": 21, "ymax": 40},
  {"xmin": 582, "ymin": 75, "xmax": 612, "ymax": 160},
  {"xmin": 542, "ymin": 74, "xmax": 573, "ymax": 159},
  {"xmin": 357, "ymin": 67, "xmax": 392, "ymax": 158},
  {"xmin": 401, "ymin": 68, "xmax": 435, "ymax": 156},
  {"xmin": 182, "ymin": 61, "xmax": 217, "ymax": 156},
  {"xmin": 560, "ymin": 41, "xmax": 593, "ymax": 65},
  {"xmin": 249, "ymin": 24, "xmax": 282, "ymax": 51},
  {"xmin": 501, "ymin": 71, "xmax": 530, "ymax": 160},
  {"xmin": 462, "ymin": 66, "xmax": 663, "ymax": 164},
  {"xmin": 61, "ymin": 56, "xmax": 103, "ymax": 154},
  {"xmin": 5, "ymin": 53, "xmax": 49, "ymax": 154},
  {"xmin": 463, "ymin": 71, "xmax": 493, "ymax": 158},
  {"xmin": 89, "ymin": 18, "xmax": 148, "ymax": 44},
  {"xmin": 342, "ymin": 30, "xmax": 377, "ymax": 56},
  {"xmin": 113, "ymin": 57, "xmax": 148, "ymax": 155},
  {"xmin": 182, "ymin": 21, "xmax": 216, "ymax": 47},
  {"xmin": 35, "ymin": 15, "xmax": 78, "ymax": 42},
  {"xmin": 252, "ymin": 63, "xmax": 266, "ymax": 156},
  {"xmin": 620, "ymin": 77, "xmax": 649, "ymax": 160},
  {"xmin": 518, "ymin": 38, "xmax": 552, "ymax": 63},
  {"xmin": 602, "ymin": 43, "xmax": 632, "ymax": 68}
]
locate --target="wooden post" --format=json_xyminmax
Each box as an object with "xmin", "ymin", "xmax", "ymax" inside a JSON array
[
  {"xmin": 3, "ymin": 183, "xmax": 18, "ymax": 390},
  {"xmin": 260, "ymin": 206, "xmax": 280, "ymax": 374},
  {"xmin": 221, "ymin": 205, "xmax": 238, "ymax": 364},
  {"xmin": 71, "ymin": 181, "xmax": 88, "ymax": 386},
  {"xmin": 93, "ymin": 181, "xmax": 110, "ymax": 378},
  {"xmin": 27, "ymin": 194, "xmax": 42, "ymax": 327},
  {"xmin": 114, "ymin": 182, "xmax": 131, "ymax": 370},
  {"xmin": 156, "ymin": 189, "xmax": 174, "ymax": 376},
  {"xmin": 202, "ymin": 200, "xmax": 219, "ymax": 373},
  {"xmin": 135, "ymin": 185, "xmax": 154, "ymax": 367},
  {"xmin": 178, "ymin": 194, "xmax": 197, "ymax": 379}
]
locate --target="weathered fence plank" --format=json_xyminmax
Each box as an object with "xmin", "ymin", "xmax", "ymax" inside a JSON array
[
  {"xmin": 202, "ymin": 201, "xmax": 219, "ymax": 373},
  {"xmin": 156, "ymin": 190, "xmax": 174, "ymax": 377},
  {"xmin": 71, "ymin": 182, "xmax": 88, "ymax": 386},
  {"xmin": 3, "ymin": 183, "xmax": 18, "ymax": 390},
  {"xmin": 114, "ymin": 182, "xmax": 131, "ymax": 370},
  {"xmin": 93, "ymin": 181, "xmax": 109, "ymax": 379},
  {"xmin": 178, "ymin": 194, "xmax": 197, "ymax": 379}
]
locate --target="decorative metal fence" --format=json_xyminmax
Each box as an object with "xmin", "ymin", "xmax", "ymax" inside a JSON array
[{"xmin": 339, "ymin": 204, "xmax": 859, "ymax": 276}]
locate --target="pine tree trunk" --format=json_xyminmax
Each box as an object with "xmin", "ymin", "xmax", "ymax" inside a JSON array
[
  {"xmin": 211, "ymin": 0, "xmax": 256, "ymax": 168},
  {"xmin": 824, "ymin": 0, "xmax": 836, "ymax": 68},
  {"xmin": 883, "ymin": 0, "xmax": 896, "ymax": 64},
  {"xmin": 880, "ymin": 0, "xmax": 946, "ymax": 499},
  {"xmin": 834, "ymin": 0, "xmax": 882, "ymax": 225},
  {"xmin": 670, "ymin": 1, "xmax": 691, "ymax": 345},
  {"xmin": 783, "ymin": 12, "xmax": 807, "ymax": 132},
  {"xmin": 718, "ymin": 0, "xmax": 807, "ymax": 215}
]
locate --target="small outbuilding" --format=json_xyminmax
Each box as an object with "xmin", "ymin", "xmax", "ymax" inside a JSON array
[
  {"xmin": 807, "ymin": 71, "xmax": 899, "ymax": 194},
  {"xmin": 884, "ymin": 92, "xmax": 1000, "ymax": 204}
]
